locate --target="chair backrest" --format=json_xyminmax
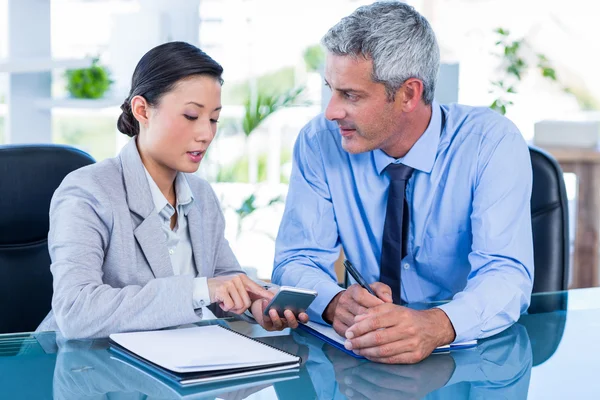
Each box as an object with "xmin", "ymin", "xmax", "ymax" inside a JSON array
[
  {"xmin": 529, "ymin": 146, "xmax": 570, "ymax": 293},
  {"xmin": 0, "ymin": 144, "xmax": 95, "ymax": 333}
]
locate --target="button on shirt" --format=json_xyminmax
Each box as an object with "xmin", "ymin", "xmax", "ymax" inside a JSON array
[
  {"xmin": 144, "ymin": 168, "xmax": 211, "ymax": 309},
  {"xmin": 272, "ymin": 102, "xmax": 534, "ymax": 343}
]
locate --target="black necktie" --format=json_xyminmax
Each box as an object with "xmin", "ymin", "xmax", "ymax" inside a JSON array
[{"xmin": 380, "ymin": 163, "xmax": 414, "ymax": 304}]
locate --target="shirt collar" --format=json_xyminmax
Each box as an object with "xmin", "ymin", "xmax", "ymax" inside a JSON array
[
  {"xmin": 143, "ymin": 167, "xmax": 195, "ymax": 216},
  {"xmin": 374, "ymin": 101, "xmax": 443, "ymax": 175}
]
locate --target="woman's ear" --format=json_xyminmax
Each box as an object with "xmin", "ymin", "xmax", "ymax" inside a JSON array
[{"xmin": 131, "ymin": 95, "xmax": 149, "ymax": 127}]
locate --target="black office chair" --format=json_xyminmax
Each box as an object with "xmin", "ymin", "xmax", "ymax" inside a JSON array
[
  {"xmin": 0, "ymin": 144, "xmax": 95, "ymax": 334},
  {"xmin": 525, "ymin": 146, "xmax": 569, "ymax": 366},
  {"xmin": 529, "ymin": 146, "xmax": 570, "ymax": 294}
]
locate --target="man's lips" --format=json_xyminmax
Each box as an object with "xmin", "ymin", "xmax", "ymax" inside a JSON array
[{"xmin": 339, "ymin": 127, "xmax": 356, "ymax": 137}]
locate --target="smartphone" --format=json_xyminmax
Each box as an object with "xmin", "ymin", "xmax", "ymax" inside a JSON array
[{"xmin": 263, "ymin": 286, "xmax": 318, "ymax": 318}]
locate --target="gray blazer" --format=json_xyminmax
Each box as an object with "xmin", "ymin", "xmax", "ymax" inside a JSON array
[{"xmin": 36, "ymin": 139, "xmax": 242, "ymax": 339}]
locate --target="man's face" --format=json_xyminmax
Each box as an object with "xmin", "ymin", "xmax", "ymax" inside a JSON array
[{"xmin": 324, "ymin": 53, "xmax": 405, "ymax": 155}]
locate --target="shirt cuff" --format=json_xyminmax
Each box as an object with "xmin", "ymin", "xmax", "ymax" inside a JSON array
[
  {"xmin": 192, "ymin": 277, "xmax": 211, "ymax": 309},
  {"xmin": 308, "ymin": 280, "xmax": 345, "ymax": 325},
  {"xmin": 437, "ymin": 299, "xmax": 480, "ymax": 343}
]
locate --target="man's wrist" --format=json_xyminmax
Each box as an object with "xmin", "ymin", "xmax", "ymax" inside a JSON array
[
  {"xmin": 427, "ymin": 308, "xmax": 456, "ymax": 346},
  {"xmin": 322, "ymin": 291, "xmax": 343, "ymax": 324}
]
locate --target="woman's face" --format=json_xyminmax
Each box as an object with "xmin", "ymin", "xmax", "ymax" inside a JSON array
[{"xmin": 137, "ymin": 75, "xmax": 222, "ymax": 175}]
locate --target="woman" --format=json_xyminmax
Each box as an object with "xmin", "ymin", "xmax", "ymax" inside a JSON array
[{"xmin": 36, "ymin": 42, "xmax": 305, "ymax": 339}]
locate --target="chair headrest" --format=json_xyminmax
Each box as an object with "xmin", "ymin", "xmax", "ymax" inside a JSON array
[{"xmin": 0, "ymin": 144, "xmax": 95, "ymax": 245}]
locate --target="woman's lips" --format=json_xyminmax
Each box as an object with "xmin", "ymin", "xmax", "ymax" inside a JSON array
[{"xmin": 187, "ymin": 151, "xmax": 204, "ymax": 163}]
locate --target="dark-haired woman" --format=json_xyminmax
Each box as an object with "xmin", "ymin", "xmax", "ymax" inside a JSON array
[{"xmin": 36, "ymin": 42, "xmax": 307, "ymax": 339}]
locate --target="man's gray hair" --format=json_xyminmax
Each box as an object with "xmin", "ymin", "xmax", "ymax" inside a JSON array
[{"xmin": 322, "ymin": 1, "xmax": 440, "ymax": 104}]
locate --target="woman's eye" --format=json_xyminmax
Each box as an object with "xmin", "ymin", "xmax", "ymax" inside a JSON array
[
  {"xmin": 210, "ymin": 119, "xmax": 219, "ymax": 124},
  {"xmin": 184, "ymin": 115, "xmax": 198, "ymax": 121}
]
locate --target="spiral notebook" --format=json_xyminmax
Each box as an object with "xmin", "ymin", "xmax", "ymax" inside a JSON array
[{"xmin": 109, "ymin": 325, "xmax": 301, "ymax": 386}]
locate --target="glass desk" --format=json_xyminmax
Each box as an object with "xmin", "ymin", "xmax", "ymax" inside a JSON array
[{"xmin": 1, "ymin": 288, "xmax": 597, "ymax": 399}]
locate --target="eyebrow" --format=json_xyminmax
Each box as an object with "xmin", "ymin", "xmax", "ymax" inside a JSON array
[
  {"xmin": 324, "ymin": 80, "xmax": 367, "ymax": 96},
  {"xmin": 186, "ymin": 101, "xmax": 222, "ymax": 111}
]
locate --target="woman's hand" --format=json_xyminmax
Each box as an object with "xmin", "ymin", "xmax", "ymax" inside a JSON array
[
  {"xmin": 207, "ymin": 274, "xmax": 273, "ymax": 314},
  {"xmin": 250, "ymin": 298, "xmax": 310, "ymax": 331}
]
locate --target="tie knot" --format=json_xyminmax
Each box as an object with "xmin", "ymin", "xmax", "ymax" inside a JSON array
[{"xmin": 385, "ymin": 163, "xmax": 414, "ymax": 181}]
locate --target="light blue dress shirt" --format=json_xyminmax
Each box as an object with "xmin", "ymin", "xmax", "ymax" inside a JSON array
[{"xmin": 272, "ymin": 102, "xmax": 534, "ymax": 343}]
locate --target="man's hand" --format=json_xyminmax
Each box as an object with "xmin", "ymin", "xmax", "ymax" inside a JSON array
[
  {"xmin": 344, "ymin": 305, "xmax": 456, "ymax": 364},
  {"xmin": 323, "ymin": 283, "xmax": 393, "ymax": 336}
]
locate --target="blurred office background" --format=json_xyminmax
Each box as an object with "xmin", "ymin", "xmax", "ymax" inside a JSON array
[{"xmin": 1, "ymin": 0, "xmax": 600, "ymax": 283}]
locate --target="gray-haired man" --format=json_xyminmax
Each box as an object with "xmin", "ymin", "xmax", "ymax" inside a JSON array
[{"xmin": 273, "ymin": 1, "xmax": 533, "ymax": 364}]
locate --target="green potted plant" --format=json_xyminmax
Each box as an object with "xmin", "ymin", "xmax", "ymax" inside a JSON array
[
  {"xmin": 489, "ymin": 28, "xmax": 557, "ymax": 115},
  {"xmin": 231, "ymin": 87, "xmax": 304, "ymax": 277},
  {"xmin": 242, "ymin": 87, "xmax": 304, "ymax": 139},
  {"xmin": 65, "ymin": 58, "xmax": 113, "ymax": 99},
  {"xmin": 242, "ymin": 86, "xmax": 305, "ymax": 183}
]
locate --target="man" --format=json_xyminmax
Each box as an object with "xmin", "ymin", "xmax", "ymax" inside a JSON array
[{"xmin": 273, "ymin": 1, "xmax": 533, "ymax": 364}]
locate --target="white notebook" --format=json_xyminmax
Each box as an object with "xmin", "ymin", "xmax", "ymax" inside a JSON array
[{"xmin": 109, "ymin": 325, "xmax": 300, "ymax": 384}]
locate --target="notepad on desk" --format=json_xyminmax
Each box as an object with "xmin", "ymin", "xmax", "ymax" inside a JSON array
[
  {"xmin": 109, "ymin": 325, "xmax": 301, "ymax": 386},
  {"xmin": 299, "ymin": 321, "xmax": 477, "ymax": 359}
]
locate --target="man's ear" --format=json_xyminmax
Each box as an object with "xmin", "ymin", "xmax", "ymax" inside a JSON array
[
  {"xmin": 397, "ymin": 78, "xmax": 425, "ymax": 112},
  {"xmin": 131, "ymin": 95, "xmax": 150, "ymax": 127}
]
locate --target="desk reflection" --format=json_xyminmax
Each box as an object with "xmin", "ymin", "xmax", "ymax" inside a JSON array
[
  {"xmin": 51, "ymin": 321, "xmax": 536, "ymax": 400},
  {"xmin": 294, "ymin": 323, "xmax": 532, "ymax": 400},
  {"xmin": 52, "ymin": 337, "xmax": 298, "ymax": 400}
]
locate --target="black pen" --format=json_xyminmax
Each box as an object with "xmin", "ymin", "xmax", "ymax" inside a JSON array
[{"xmin": 343, "ymin": 259, "xmax": 377, "ymax": 296}]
